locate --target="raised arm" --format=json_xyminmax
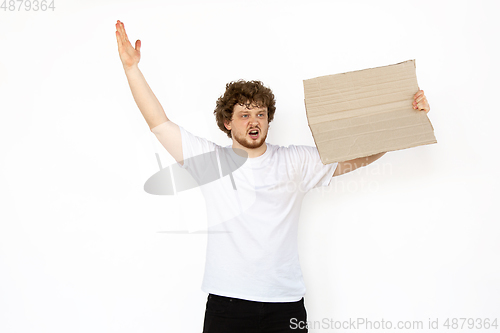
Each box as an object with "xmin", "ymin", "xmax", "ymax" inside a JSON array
[{"xmin": 115, "ymin": 20, "xmax": 183, "ymax": 163}]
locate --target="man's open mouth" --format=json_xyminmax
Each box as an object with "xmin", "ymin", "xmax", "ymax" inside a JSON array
[{"xmin": 248, "ymin": 129, "xmax": 260, "ymax": 139}]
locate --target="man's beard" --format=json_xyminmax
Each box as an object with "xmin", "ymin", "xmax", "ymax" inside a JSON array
[{"xmin": 233, "ymin": 129, "xmax": 267, "ymax": 149}]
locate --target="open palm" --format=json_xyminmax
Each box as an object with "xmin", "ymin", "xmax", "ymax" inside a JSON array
[{"xmin": 115, "ymin": 20, "xmax": 141, "ymax": 70}]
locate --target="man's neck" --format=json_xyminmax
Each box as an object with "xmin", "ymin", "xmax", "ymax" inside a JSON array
[{"xmin": 232, "ymin": 141, "xmax": 268, "ymax": 159}]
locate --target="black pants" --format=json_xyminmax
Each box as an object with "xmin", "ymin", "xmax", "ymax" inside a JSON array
[{"xmin": 202, "ymin": 293, "xmax": 308, "ymax": 333}]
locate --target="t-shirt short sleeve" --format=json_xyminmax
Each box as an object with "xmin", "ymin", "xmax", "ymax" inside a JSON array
[
  {"xmin": 176, "ymin": 126, "xmax": 223, "ymax": 188},
  {"xmin": 287, "ymin": 145, "xmax": 338, "ymax": 192},
  {"xmin": 178, "ymin": 126, "xmax": 217, "ymax": 169}
]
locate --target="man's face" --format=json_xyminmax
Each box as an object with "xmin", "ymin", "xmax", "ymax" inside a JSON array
[{"xmin": 224, "ymin": 102, "xmax": 269, "ymax": 149}]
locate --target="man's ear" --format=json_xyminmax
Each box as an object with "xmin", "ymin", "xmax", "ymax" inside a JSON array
[{"xmin": 224, "ymin": 120, "xmax": 231, "ymax": 131}]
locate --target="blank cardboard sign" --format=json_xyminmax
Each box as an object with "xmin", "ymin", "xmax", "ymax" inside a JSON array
[{"xmin": 303, "ymin": 60, "xmax": 437, "ymax": 164}]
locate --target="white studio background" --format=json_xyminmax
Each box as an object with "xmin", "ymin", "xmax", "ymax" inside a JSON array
[{"xmin": 1, "ymin": 0, "xmax": 499, "ymax": 332}]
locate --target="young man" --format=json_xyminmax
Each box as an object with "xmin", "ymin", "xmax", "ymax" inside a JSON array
[{"xmin": 115, "ymin": 20, "xmax": 430, "ymax": 333}]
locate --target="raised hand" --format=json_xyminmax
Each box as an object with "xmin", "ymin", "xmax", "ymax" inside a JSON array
[
  {"xmin": 413, "ymin": 90, "xmax": 430, "ymax": 113},
  {"xmin": 115, "ymin": 20, "xmax": 141, "ymax": 70}
]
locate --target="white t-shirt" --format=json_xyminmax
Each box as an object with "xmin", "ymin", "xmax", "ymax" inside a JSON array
[{"xmin": 170, "ymin": 125, "xmax": 337, "ymax": 302}]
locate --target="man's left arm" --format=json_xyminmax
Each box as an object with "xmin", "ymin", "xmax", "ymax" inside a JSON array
[{"xmin": 333, "ymin": 90, "xmax": 430, "ymax": 177}]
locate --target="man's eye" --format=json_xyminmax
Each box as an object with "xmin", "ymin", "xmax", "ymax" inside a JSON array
[{"xmin": 242, "ymin": 115, "xmax": 248, "ymax": 118}]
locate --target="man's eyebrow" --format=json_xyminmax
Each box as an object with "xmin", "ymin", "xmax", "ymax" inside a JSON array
[{"xmin": 237, "ymin": 109, "xmax": 267, "ymax": 113}]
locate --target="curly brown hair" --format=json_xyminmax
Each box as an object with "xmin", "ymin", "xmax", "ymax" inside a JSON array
[{"xmin": 214, "ymin": 80, "xmax": 276, "ymax": 138}]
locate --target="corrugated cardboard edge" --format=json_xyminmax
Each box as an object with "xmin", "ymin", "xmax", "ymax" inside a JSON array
[{"xmin": 303, "ymin": 60, "xmax": 437, "ymax": 164}]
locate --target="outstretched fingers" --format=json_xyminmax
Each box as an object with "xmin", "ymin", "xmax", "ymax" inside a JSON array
[
  {"xmin": 116, "ymin": 20, "xmax": 130, "ymax": 46},
  {"xmin": 115, "ymin": 20, "xmax": 141, "ymax": 69}
]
